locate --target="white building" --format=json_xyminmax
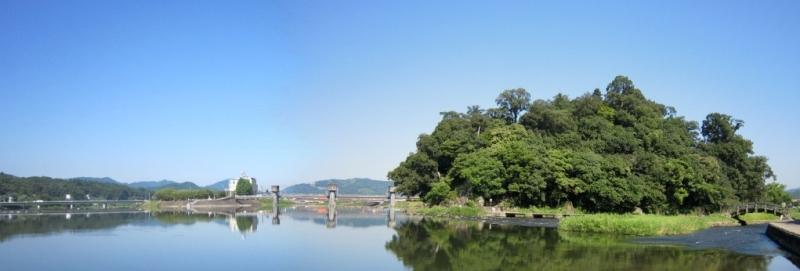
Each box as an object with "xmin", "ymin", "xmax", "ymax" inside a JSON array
[{"xmin": 226, "ymin": 172, "xmax": 258, "ymax": 196}]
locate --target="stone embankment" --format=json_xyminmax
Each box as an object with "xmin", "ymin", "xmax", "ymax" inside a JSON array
[{"xmin": 766, "ymin": 221, "xmax": 800, "ymax": 256}]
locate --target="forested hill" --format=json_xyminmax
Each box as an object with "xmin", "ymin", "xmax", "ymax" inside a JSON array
[
  {"xmin": 389, "ymin": 76, "xmax": 785, "ymax": 213},
  {"xmin": 0, "ymin": 173, "xmax": 149, "ymax": 201},
  {"xmin": 128, "ymin": 180, "xmax": 200, "ymax": 190},
  {"xmin": 284, "ymin": 178, "xmax": 392, "ymax": 195}
]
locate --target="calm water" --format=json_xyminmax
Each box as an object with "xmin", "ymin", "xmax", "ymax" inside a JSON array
[{"xmin": 0, "ymin": 207, "xmax": 798, "ymax": 271}]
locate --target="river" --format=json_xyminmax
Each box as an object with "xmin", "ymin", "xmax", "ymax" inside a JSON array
[{"xmin": 0, "ymin": 207, "xmax": 797, "ymax": 270}]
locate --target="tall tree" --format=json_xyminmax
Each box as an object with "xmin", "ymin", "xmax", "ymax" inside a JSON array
[
  {"xmin": 235, "ymin": 178, "xmax": 254, "ymax": 195},
  {"xmin": 495, "ymin": 88, "xmax": 531, "ymax": 123}
]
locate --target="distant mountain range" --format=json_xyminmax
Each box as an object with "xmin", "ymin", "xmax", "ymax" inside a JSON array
[
  {"xmin": 64, "ymin": 176, "xmax": 391, "ymax": 195},
  {"xmin": 128, "ymin": 180, "xmax": 200, "ymax": 190},
  {"xmin": 68, "ymin": 177, "xmax": 228, "ymax": 191},
  {"xmin": 788, "ymin": 188, "xmax": 800, "ymax": 199},
  {"xmin": 283, "ymin": 178, "xmax": 392, "ymax": 195}
]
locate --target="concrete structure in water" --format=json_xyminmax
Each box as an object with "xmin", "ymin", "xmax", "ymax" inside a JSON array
[
  {"xmin": 325, "ymin": 184, "xmax": 338, "ymax": 228},
  {"xmin": 327, "ymin": 184, "xmax": 337, "ymax": 207},
  {"xmin": 387, "ymin": 186, "xmax": 397, "ymax": 228},
  {"xmin": 767, "ymin": 222, "xmax": 800, "ymax": 256},
  {"xmin": 271, "ymin": 185, "xmax": 280, "ymax": 213},
  {"xmin": 388, "ymin": 186, "xmax": 396, "ymax": 208}
]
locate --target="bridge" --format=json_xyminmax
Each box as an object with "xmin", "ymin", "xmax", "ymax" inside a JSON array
[
  {"xmin": 729, "ymin": 203, "xmax": 790, "ymax": 223},
  {"xmin": 0, "ymin": 200, "xmax": 145, "ymax": 209}
]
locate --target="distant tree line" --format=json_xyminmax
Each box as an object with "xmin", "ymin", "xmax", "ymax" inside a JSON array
[
  {"xmin": 153, "ymin": 188, "xmax": 225, "ymax": 201},
  {"xmin": 0, "ymin": 173, "xmax": 149, "ymax": 201},
  {"xmin": 388, "ymin": 76, "xmax": 788, "ymax": 213}
]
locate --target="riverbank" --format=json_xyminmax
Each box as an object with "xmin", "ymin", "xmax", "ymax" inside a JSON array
[
  {"xmin": 395, "ymin": 201, "xmax": 762, "ymax": 236},
  {"xmin": 559, "ymin": 214, "xmax": 738, "ymax": 236}
]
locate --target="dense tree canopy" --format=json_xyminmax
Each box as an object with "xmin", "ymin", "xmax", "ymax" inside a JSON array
[
  {"xmin": 153, "ymin": 188, "xmax": 224, "ymax": 201},
  {"xmin": 0, "ymin": 173, "xmax": 148, "ymax": 201},
  {"xmin": 388, "ymin": 76, "xmax": 778, "ymax": 213},
  {"xmin": 235, "ymin": 178, "xmax": 254, "ymax": 195}
]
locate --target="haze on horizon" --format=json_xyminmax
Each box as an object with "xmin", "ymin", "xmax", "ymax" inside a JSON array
[{"xmin": 1, "ymin": 1, "xmax": 798, "ymax": 188}]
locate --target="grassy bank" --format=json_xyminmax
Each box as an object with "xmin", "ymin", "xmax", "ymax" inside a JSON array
[
  {"xmin": 140, "ymin": 200, "xmax": 160, "ymax": 211},
  {"xmin": 398, "ymin": 201, "xmax": 485, "ymax": 218},
  {"xmin": 559, "ymin": 214, "xmax": 737, "ymax": 236},
  {"xmin": 738, "ymin": 212, "xmax": 781, "ymax": 224}
]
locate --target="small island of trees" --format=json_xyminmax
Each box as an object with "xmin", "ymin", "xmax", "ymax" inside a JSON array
[{"xmin": 388, "ymin": 76, "xmax": 788, "ymax": 214}]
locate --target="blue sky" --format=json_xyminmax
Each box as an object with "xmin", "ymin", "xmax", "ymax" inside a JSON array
[{"xmin": 1, "ymin": 1, "xmax": 798, "ymax": 187}]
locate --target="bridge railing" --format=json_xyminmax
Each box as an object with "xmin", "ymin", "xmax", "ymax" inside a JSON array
[{"xmin": 727, "ymin": 202, "xmax": 789, "ymax": 217}]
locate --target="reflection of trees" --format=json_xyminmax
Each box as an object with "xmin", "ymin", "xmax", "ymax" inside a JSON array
[
  {"xmin": 385, "ymin": 219, "xmax": 770, "ymax": 271},
  {"xmin": 0, "ymin": 213, "xmax": 145, "ymax": 242},
  {"xmin": 235, "ymin": 216, "xmax": 257, "ymax": 233},
  {"xmin": 152, "ymin": 212, "xmax": 221, "ymax": 225}
]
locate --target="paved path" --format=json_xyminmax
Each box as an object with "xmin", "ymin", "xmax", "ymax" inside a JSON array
[{"xmin": 767, "ymin": 221, "xmax": 800, "ymax": 256}]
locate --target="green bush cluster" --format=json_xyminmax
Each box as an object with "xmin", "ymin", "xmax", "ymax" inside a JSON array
[
  {"xmin": 153, "ymin": 188, "xmax": 224, "ymax": 201},
  {"xmin": 388, "ymin": 76, "xmax": 781, "ymax": 213}
]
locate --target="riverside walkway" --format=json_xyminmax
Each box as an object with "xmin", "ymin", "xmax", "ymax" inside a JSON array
[{"xmin": 767, "ymin": 221, "xmax": 800, "ymax": 256}]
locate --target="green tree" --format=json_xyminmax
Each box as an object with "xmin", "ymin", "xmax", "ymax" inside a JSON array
[
  {"xmin": 387, "ymin": 152, "xmax": 439, "ymax": 197},
  {"xmin": 235, "ymin": 178, "xmax": 254, "ymax": 195},
  {"xmin": 763, "ymin": 182, "xmax": 791, "ymax": 205},
  {"xmin": 495, "ymin": 88, "xmax": 531, "ymax": 123},
  {"xmin": 423, "ymin": 178, "xmax": 454, "ymax": 205},
  {"xmin": 387, "ymin": 76, "xmax": 774, "ymax": 213}
]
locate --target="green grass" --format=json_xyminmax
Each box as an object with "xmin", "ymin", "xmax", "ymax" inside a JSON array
[
  {"xmin": 140, "ymin": 200, "xmax": 161, "ymax": 211},
  {"xmin": 559, "ymin": 214, "xmax": 737, "ymax": 236},
  {"xmin": 789, "ymin": 208, "xmax": 800, "ymax": 219},
  {"xmin": 398, "ymin": 201, "xmax": 485, "ymax": 218},
  {"xmin": 738, "ymin": 212, "xmax": 780, "ymax": 224},
  {"xmin": 412, "ymin": 205, "xmax": 485, "ymax": 218}
]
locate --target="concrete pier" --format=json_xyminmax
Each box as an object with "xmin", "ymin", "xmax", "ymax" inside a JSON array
[
  {"xmin": 271, "ymin": 185, "xmax": 280, "ymax": 215},
  {"xmin": 767, "ymin": 222, "xmax": 800, "ymax": 256},
  {"xmin": 327, "ymin": 184, "xmax": 337, "ymax": 208},
  {"xmin": 388, "ymin": 186, "xmax": 396, "ymax": 208},
  {"xmin": 326, "ymin": 206, "xmax": 336, "ymax": 228}
]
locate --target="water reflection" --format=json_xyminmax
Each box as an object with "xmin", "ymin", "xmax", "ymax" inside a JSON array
[
  {"xmin": 0, "ymin": 209, "xmax": 797, "ymax": 271},
  {"xmin": 385, "ymin": 218, "xmax": 781, "ymax": 271},
  {"xmin": 0, "ymin": 207, "xmax": 400, "ymax": 242}
]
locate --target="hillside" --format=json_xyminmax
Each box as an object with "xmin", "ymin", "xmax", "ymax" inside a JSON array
[
  {"xmin": 128, "ymin": 180, "xmax": 200, "ymax": 191},
  {"xmin": 0, "ymin": 173, "xmax": 148, "ymax": 201},
  {"xmin": 204, "ymin": 179, "xmax": 229, "ymax": 191},
  {"xmin": 788, "ymin": 188, "xmax": 800, "ymax": 199},
  {"xmin": 70, "ymin": 177, "xmax": 119, "ymax": 184},
  {"xmin": 284, "ymin": 178, "xmax": 392, "ymax": 195}
]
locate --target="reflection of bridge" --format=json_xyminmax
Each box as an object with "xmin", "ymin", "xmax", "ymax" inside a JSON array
[
  {"xmin": 0, "ymin": 200, "xmax": 145, "ymax": 209},
  {"xmin": 730, "ymin": 203, "xmax": 790, "ymax": 223}
]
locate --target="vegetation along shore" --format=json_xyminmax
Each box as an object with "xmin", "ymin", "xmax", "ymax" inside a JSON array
[{"xmin": 386, "ymin": 76, "xmax": 792, "ymax": 235}]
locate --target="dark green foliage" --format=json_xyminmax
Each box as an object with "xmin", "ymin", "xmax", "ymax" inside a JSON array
[
  {"xmin": 423, "ymin": 178, "xmax": 454, "ymax": 205},
  {"xmin": 388, "ymin": 76, "xmax": 775, "ymax": 213},
  {"xmin": 235, "ymin": 178, "xmax": 254, "ymax": 195},
  {"xmin": 763, "ymin": 182, "xmax": 791, "ymax": 204},
  {"xmin": 495, "ymin": 88, "xmax": 531, "ymax": 123},
  {"xmin": 0, "ymin": 173, "xmax": 148, "ymax": 201},
  {"xmin": 153, "ymin": 188, "xmax": 224, "ymax": 201}
]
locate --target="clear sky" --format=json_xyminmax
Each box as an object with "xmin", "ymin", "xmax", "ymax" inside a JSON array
[{"xmin": 1, "ymin": 1, "xmax": 798, "ymax": 188}]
